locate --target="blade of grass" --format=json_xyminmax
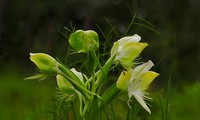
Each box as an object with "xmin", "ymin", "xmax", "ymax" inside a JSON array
[
  {"xmin": 104, "ymin": 17, "xmax": 119, "ymax": 37},
  {"xmin": 158, "ymin": 94, "xmax": 165, "ymax": 120},
  {"xmin": 166, "ymin": 77, "xmax": 171, "ymax": 120},
  {"xmin": 133, "ymin": 22, "xmax": 159, "ymax": 34},
  {"xmin": 124, "ymin": 15, "xmax": 136, "ymax": 35}
]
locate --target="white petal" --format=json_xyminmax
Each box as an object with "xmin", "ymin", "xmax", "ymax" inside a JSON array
[
  {"xmin": 129, "ymin": 34, "xmax": 141, "ymax": 42},
  {"xmin": 130, "ymin": 60, "xmax": 154, "ymax": 81},
  {"xmin": 70, "ymin": 68, "xmax": 84, "ymax": 82},
  {"xmin": 118, "ymin": 34, "xmax": 141, "ymax": 44},
  {"xmin": 132, "ymin": 92, "xmax": 151, "ymax": 114}
]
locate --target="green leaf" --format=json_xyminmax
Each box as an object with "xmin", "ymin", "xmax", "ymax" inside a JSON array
[
  {"xmin": 87, "ymin": 96, "xmax": 99, "ymax": 120},
  {"xmin": 24, "ymin": 74, "xmax": 49, "ymax": 81}
]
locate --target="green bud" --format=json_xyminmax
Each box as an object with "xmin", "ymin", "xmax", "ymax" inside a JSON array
[
  {"xmin": 68, "ymin": 30, "xmax": 99, "ymax": 53},
  {"xmin": 56, "ymin": 74, "xmax": 75, "ymax": 94},
  {"xmin": 30, "ymin": 53, "xmax": 57, "ymax": 74}
]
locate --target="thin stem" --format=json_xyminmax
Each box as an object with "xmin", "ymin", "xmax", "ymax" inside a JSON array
[{"xmin": 78, "ymin": 92, "xmax": 83, "ymax": 117}]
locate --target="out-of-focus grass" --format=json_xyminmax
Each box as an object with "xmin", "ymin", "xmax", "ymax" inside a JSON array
[
  {"xmin": 0, "ymin": 66, "xmax": 56, "ymax": 120},
  {"xmin": 150, "ymin": 82, "xmax": 200, "ymax": 120}
]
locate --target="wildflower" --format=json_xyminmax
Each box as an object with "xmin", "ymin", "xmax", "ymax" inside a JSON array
[
  {"xmin": 116, "ymin": 60, "xmax": 159, "ymax": 113},
  {"xmin": 111, "ymin": 34, "xmax": 148, "ymax": 69},
  {"xmin": 30, "ymin": 53, "xmax": 57, "ymax": 74},
  {"xmin": 68, "ymin": 30, "xmax": 99, "ymax": 53}
]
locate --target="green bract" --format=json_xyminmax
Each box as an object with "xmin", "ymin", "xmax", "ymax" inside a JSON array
[
  {"xmin": 30, "ymin": 53, "xmax": 57, "ymax": 74},
  {"xmin": 116, "ymin": 60, "xmax": 159, "ymax": 113},
  {"xmin": 111, "ymin": 34, "xmax": 148, "ymax": 69},
  {"xmin": 69, "ymin": 30, "xmax": 99, "ymax": 53}
]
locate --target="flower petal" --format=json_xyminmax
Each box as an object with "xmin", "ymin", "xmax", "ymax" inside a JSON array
[
  {"xmin": 140, "ymin": 71, "xmax": 159, "ymax": 91},
  {"xmin": 116, "ymin": 70, "xmax": 132, "ymax": 91},
  {"xmin": 71, "ymin": 68, "xmax": 85, "ymax": 83},
  {"xmin": 130, "ymin": 60, "xmax": 154, "ymax": 81},
  {"xmin": 118, "ymin": 34, "xmax": 141, "ymax": 43},
  {"xmin": 132, "ymin": 92, "xmax": 151, "ymax": 114}
]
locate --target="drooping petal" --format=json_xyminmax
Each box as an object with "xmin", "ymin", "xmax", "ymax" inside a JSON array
[{"xmin": 132, "ymin": 91, "xmax": 151, "ymax": 114}]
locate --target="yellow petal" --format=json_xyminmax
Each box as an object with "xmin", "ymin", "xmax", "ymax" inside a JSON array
[
  {"xmin": 116, "ymin": 70, "xmax": 131, "ymax": 91},
  {"xmin": 140, "ymin": 71, "xmax": 159, "ymax": 91}
]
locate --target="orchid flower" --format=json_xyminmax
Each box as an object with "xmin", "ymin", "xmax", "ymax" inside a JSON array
[
  {"xmin": 116, "ymin": 60, "xmax": 159, "ymax": 113},
  {"xmin": 111, "ymin": 34, "xmax": 148, "ymax": 69}
]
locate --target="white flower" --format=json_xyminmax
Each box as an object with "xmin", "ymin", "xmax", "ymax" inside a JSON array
[
  {"xmin": 116, "ymin": 60, "xmax": 159, "ymax": 113},
  {"xmin": 111, "ymin": 34, "xmax": 148, "ymax": 69}
]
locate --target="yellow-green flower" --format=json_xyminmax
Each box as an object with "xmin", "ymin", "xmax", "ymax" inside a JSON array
[
  {"xmin": 68, "ymin": 30, "xmax": 99, "ymax": 53},
  {"xmin": 116, "ymin": 60, "xmax": 159, "ymax": 113},
  {"xmin": 111, "ymin": 34, "xmax": 148, "ymax": 69},
  {"xmin": 30, "ymin": 53, "xmax": 57, "ymax": 74}
]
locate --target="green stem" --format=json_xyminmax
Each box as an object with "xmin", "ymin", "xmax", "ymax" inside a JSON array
[
  {"xmin": 78, "ymin": 92, "xmax": 83, "ymax": 117},
  {"xmin": 82, "ymin": 101, "xmax": 89, "ymax": 117},
  {"xmin": 57, "ymin": 63, "xmax": 98, "ymax": 100},
  {"xmin": 95, "ymin": 53, "xmax": 116, "ymax": 86},
  {"xmin": 90, "ymin": 51, "xmax": 104, "ymax": 75},
  {"xmin": 98, "ymin": 83, "xmax": 120, "ymax": 111}
]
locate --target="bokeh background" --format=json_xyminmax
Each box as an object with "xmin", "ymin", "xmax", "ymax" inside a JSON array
[{"xmin": 0, "ymin": 0, "xmax": 200, "ymax": 119}]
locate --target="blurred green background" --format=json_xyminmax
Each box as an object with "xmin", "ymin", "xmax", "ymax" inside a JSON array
[{"xmin": 0, "ymin": 0, "xmax": 200, "ymax": 119}]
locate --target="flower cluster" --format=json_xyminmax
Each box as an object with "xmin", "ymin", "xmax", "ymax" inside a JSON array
[{"xmin": 27, "ymin": 29, "xmax": 159, "ymax": 118}]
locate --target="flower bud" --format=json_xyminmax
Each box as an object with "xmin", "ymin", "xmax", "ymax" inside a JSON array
[
  {"xmin": 111, "ymin": 34, "xmax": 148, "ymax": 69},
  {"xmin": 56, "ymin": 74, "xmax": 75, "ymax": 94},
  {"xmin": 30, "ymin": 53, "xmax": 57, "ymax": 74},
  {"xmin": 68, "ymin": 30, "xmax": 99, "ymax": 53}
]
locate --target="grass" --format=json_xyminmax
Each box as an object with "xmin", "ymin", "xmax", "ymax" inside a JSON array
[
  {"xmin": 0, "ymin": 66, "xmax": 56, "ymax": 120},
  {"xmin": 150, "ymin": 81, "xmax": 200, "ymax": 120}
]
